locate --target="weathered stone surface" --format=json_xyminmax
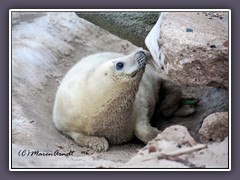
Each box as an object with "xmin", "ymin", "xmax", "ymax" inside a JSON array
[
  {"xmin": 198, "ymin": 112, "xmax": 228, "ymax": 143},
  {"xmin": 12, "ymin": 12, "xmax": 48, "ymax": 26},
  {"xmin": 123, "ymin": 125, "xmax": 228, "ymax": 168},
  {"xmin": 146, "ymin": 12, "xmax": 229, "ymax": 89},
  {"xmin": 77, "ymin": 12, "xmax": 159, "ymax": 49},
  {"xmin": 152, "ymin": 86, "xmax": 228, "ymax": 141}
]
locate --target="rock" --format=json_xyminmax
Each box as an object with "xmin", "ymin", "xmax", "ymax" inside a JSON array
[
  {"xmin": 154, "ymin": 125, "xmax": 197, "ymax": 146},
  {"xmin": 198, "ymin": 112, "xmax": 228, "ymax": 143},
  {"xmin": 123, "ymin": 125, "xmax": 205, "ymax": 168},
  {"xmin": 123, "ymin": 125, "xmax": 228, "ymax": 168},
  {"xmin": 145, "ymin": 12, "xmax": 229, "ymax": 89},
  {"xmin": 12, "ymin": 12, "xmax": 48, "ymax": 26},
  {"xmin": 77, "ymin": 12, "xmax": 159, "ymax": 48}
]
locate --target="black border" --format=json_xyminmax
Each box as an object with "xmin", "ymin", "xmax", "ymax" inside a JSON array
[{"xmin": 1, "ymin": 0, "xmax": 240, "ymax": 179}]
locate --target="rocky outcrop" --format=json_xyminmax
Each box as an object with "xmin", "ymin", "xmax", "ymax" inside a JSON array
[
  {"xmin": 146, "ymin": 12, "xmax": 229, "ymax": 89},
  {"xmin": 153, "ymin": 85, "xmax": 228, "ymax": 141},
  {"xmin": 198, "ymin": 112, "xmax": 229, "ymax": 143},
  {"xmin": 123, "ymin": 125, "xmax": 228, "ymax": 168},
  {"xmin": 77, "ymin": 12, "xmax": 159, "ymax": 49}
]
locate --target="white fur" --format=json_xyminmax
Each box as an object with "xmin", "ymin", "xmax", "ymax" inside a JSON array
[{"xmin": 53, "ymin": 50, "xmax": 161, "ymax": 150}]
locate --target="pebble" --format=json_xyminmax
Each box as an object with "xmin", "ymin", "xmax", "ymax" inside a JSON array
[{"xmin": 186, "ymin": 28, "xmax": 193, "ymax": 32}]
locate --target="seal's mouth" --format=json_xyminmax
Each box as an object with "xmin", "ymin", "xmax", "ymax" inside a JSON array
[{"xmin": 129, "ymin": 69, "xmax": 141, "ymax": 77}]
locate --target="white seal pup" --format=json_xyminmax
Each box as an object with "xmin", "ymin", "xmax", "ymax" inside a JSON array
[{"xmin": 53, "ymin": 49, "xmax": 189, "ymax": 151}]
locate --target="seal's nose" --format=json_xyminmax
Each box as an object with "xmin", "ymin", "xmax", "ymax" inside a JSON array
[{"xmin": 136, "ymin": 51, "xmax": 147, "ymax": 68}]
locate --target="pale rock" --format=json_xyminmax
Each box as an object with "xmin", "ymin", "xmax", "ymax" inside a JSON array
[
  {"xmin": 123, "ymin": 125, "xmax": 206, "ymax": 168},
  {"xmin": 145, "ymin": 12, "xmax": 229, "ymax": 89},
  {"xmin": 198, "ymin": 112, "xmax": 228, "ymax": 143},
  {"xmin": 123, "ymin": 125, "xmax": 228, "ymax": 168}
]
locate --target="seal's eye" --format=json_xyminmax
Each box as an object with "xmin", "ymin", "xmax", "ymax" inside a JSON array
[{"xmin": 116, "ymin": 62, "xmax": 124, "ymax": 70}]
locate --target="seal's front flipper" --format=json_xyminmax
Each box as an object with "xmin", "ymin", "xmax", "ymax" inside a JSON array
[
  {"xmin": 68, "ymin": 131, "xmax": 109, "ymax": 152},
  {"xmin": 157, "ymin": 80, "xmax": 182, "ymax": 117},
  {"xmin": 174, "ymin": 104, "xmax": 195, "ymax": 117},
  {"xmin": 134, "ymin": 121, "xmax": 160, "ymax": 144}
]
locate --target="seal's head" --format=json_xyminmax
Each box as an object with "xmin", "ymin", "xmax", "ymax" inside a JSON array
[
  {"xmin": 86, "ymin": 50, "xmax": 147, "ymax": 105},
  {"xmin": 111, "ymin": 50, "xmax": 147, "ymax": 79},
  {"xmin": 91, "ymin": 50, "xmax": 146, "ymax": 85}
]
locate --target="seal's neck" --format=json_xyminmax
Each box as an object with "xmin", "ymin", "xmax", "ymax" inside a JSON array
[{"xmin": 89, "ymin": 77, "xmax": 141, "ymax": 144}]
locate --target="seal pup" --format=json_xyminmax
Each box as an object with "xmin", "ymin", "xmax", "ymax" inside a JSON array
[{"xmin": 53, "ymin": 49, "xmax": 190, "ymax": 151}]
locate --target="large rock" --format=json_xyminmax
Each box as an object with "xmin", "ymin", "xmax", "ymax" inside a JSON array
[
  {"xmin": 123, "ymin": 125, "xmax": 228, "ymax": 168},
  {"xmin": 146, "ymin": 12, "xmax": 229, "ymax": 89},
  {"xmin": 77, "ymin": 12, "xmax": 159, "ymax": 49},
  {"xmin": 198, "ymin": 112, "xmax": 228, "ymax": 143}
]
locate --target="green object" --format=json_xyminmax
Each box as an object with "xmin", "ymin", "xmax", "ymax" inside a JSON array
[{"xmin": 181, "ymin": 99, "xmax": 199, "ymax": 106}]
